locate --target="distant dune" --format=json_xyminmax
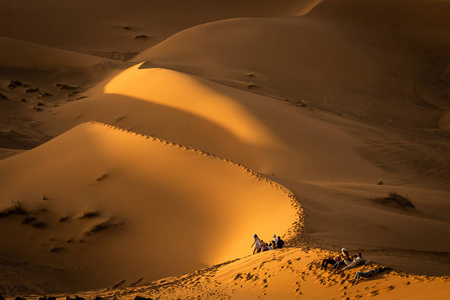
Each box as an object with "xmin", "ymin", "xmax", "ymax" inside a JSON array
[{"xmin": 135, "ymin": 0, "xmax": 450, "ymax": 130}]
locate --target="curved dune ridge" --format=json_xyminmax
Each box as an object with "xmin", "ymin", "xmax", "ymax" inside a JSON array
[
  {"xmin": 0, "ymin": 121, "xmax": 300, "ymax": 293},
  {"xmin": 104, "ymin": 64, "xmax": 281, "ymax": 148}
]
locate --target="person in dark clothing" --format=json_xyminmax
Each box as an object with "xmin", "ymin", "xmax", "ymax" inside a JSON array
[
  {"xmin": 353, "ymin": 266, "xmax": 392, "ymax": 284},
  {"xmin": 277, "ymin": 236, "xmax": 284, "ymax": 249},
  {"xmin": 321, "ymin": 255, "xmax": 342, "ymax": 269},
  {"xmin": 332, "ymin": 248, "xmax": 351, "ymax": 270}
]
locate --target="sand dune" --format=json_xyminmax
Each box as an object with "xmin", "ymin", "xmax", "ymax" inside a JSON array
[
  {"xmin": 0, "ymin": 0, "xmax": 314, "ymax": 55},
  {"xmin": 0, "ymin": 0, "xmax": 449, "ymax": 297},
  {"xmin": 36, "ymin": 64, "xmax": 450, "ymax": 276},
  {"xmin": 134, "ymin": 0, "xmax": 450, "ymax": 130},
  {"xmin": 104, "ymin": 64, "xmax": 281, "ymax": 148},
  {"xmin": 0, "ymin": 36, "xmax": 125, "ymax": 150},
  {"xmin": 41, "ymin": 65, "xmax": 386, "ymax": 183},
  {"xmin": 47, "ymin": 248, "xmax": 450, "ymax": 299},
  {"xmin": 0, "ymin": 37, "xmax": 106, "ymax": 69},
  {"xmin": 0, "ymin": 122, "xmax": 298, "ymax": 293}
]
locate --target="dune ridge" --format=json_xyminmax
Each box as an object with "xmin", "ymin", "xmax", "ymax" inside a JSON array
[
  {"xmin": 0, "ymin": 121, "xmax": 300, "ymax": 294},
  {"xmin": 89, "ymin": 120, "xmax": 300, "ymax": 201}
]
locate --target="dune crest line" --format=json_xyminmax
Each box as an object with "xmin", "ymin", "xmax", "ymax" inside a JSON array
[{"xmin": 89, "ymin": 120, "xmax": 305, "ymax": 243}]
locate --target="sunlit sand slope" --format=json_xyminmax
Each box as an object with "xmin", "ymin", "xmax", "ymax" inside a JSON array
[
  {"xmin": 0, "ymin": 122, "xmax": 298, "ymax": 293},
  {"xmin": 54, "ymin": 248, "xmax": 450, "ymax": 300}
]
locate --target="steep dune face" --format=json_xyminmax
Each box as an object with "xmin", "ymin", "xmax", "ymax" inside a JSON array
[
  {"xmin": 134, "ymin": 0, "xmax": 450, "ymax": 130},
  {"xmin": 0, "ymin": 122, "xmax": 298, "ymax": 293}
]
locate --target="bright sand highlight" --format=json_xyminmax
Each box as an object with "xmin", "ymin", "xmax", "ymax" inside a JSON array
[
  {"xmin": 104, "ymin": 64, "xmax": 281, "ymax": 148},
  {"xmin": 0, "ymin": 122, "xmax": 298, "ymax": 291}
]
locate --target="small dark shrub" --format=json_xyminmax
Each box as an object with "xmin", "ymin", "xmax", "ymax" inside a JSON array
[
  {"xmin": 0, "ymin": 202, "xmax": 27, "ymax": 217},
  {"xmin": 134, "ymin": 35, "xmax": 149, "ymax": 39},
  {"xmin": 26, "ymin": 88, "xmax": 39, "ymax": 93},
  {"xmin": 68, "ymin": 90, "xmax": 81, "ymax": 96},
  {"xmin": 8, "ymin": 80, "xmax": 23, "ymax": 89},
  {"xmin": 55, "ymin": 83, "xmax": 77, "ymax": 90},
  {"xmin": 85, "ymin": 222, "xmax": 109, "ymax": 235},
  {"xmin": 49, "ymin": 246, "xmax": 64, "ymax": 253},
  {"xmin": 374, "ymin": 192, "xmax": 415, "ymax": 210},
  {"xmin": 32, "ymin": 221, "xmax": 47, "ymax": 228},
  {"xmin": 0, "ymin": 93, "xmax": 8, "ymax": 100},
  {"xmin": 96, "ymin": 173, "xmax": 108, "ymax": 181},
  {"xmin": 79, "ymin": 211, "xmax": 100, "ymax": 219},
  {"xmin": 85, "ymin": 220, "xmax": 122, "ymax": 236},
  {"xmin": 22, "ymin": 216, "xmax": 37, "ymax": 224}
]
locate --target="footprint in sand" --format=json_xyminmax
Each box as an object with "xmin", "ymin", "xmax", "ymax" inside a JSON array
[{"xmin": 382, "ymin": 285, "xmax": 395, "ymax": 292}]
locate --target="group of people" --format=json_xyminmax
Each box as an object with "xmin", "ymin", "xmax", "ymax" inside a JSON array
[
  {"xmin": 321, "ymin": 247, "xmax": 367, "ymax": 272},
  {"xmin": 321, "ymin": 247, "xmax": 391, "ymax": 284},
  {"xmin": 251, "ymin": 234, "xmax": 284, "ymax": 254}
]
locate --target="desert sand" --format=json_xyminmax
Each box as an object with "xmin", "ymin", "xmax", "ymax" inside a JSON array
[{"xmin": 0, "ymin": 0, "xmax": 449, "ymax": 298}]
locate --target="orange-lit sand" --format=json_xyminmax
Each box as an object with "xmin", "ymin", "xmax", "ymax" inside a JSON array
[
  {"xmin": 0, "ymin": 0, "xmax": 449, "ymax": 298},
  {"xmin": 0, "ymin": 122, "xmax": 298, "ymax": 293}
]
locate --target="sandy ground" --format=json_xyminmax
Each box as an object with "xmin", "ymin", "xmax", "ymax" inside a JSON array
[
  {"xmin": 8, "ymin": 248, "xmax": 450, "ymax": 300},
  {"xmin": 0, "ymin": 0, "xmax": 449, "ymax": 298}
]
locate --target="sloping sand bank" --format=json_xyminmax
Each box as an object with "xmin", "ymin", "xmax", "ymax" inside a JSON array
[
  {"xmin": 0, "ymin": 122, "xmax": 298, "ymax": 293},
  {"xmin": 31, "ymin": 248, "xmax": 450, "ymax": 300}
]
